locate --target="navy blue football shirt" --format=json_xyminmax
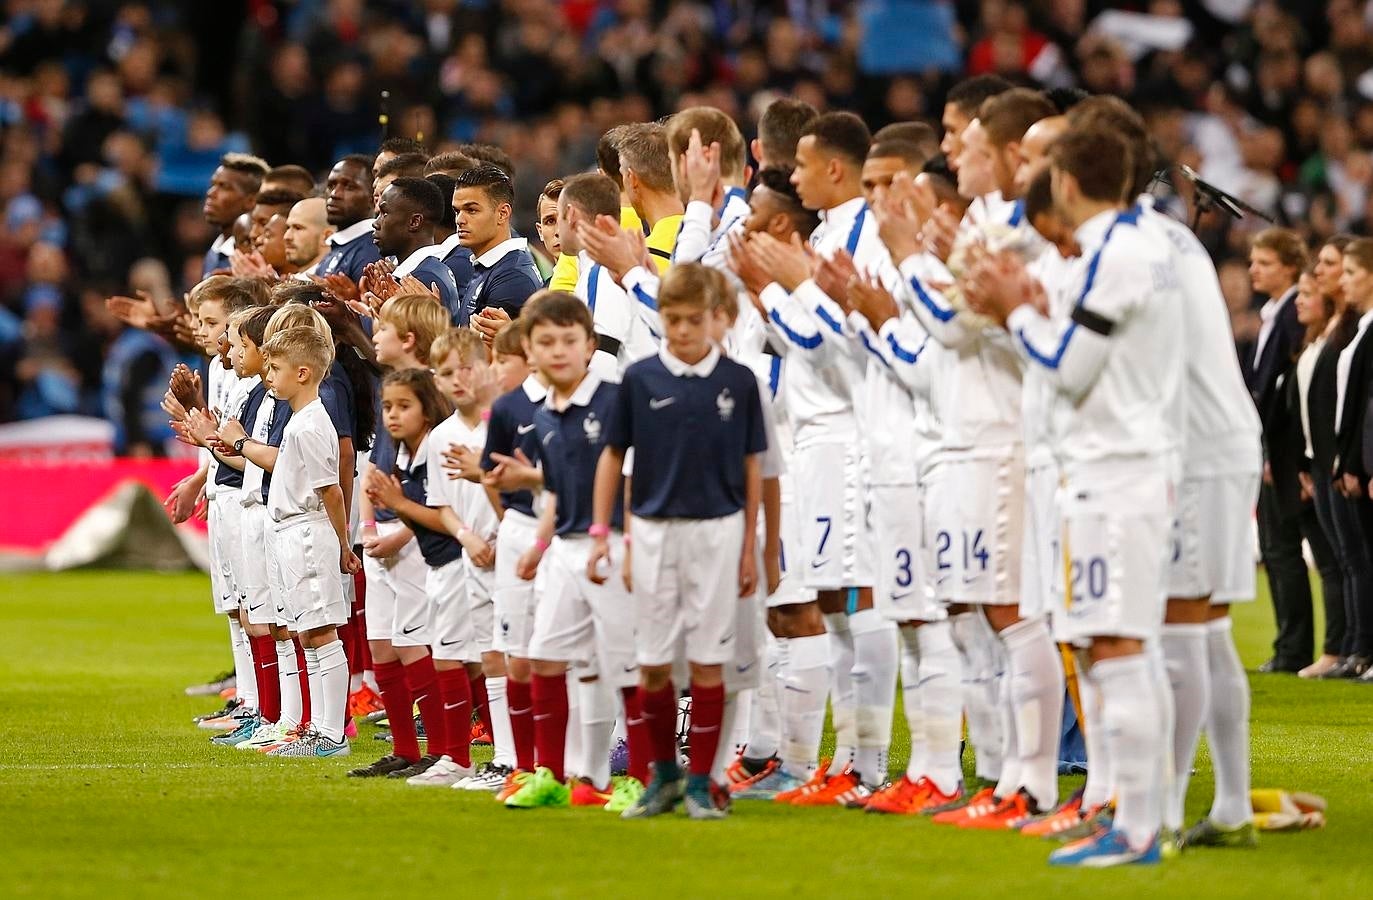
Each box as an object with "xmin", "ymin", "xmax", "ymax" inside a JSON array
[
  {"xmin": 532, "ymin": 373, "xmax": 624, "ymax": 535},
  {"xmin": 215, "ymin": 381, "xmax": 267, "ymax": 490},
  {"xmin": 397, "ymin": 440, "xmax": 461, "ymax": 567},
  {"xmin": 461, "ymin": 238, "xmax": 543, "ymax": 324},
  {"xmin": 607, "ymin": 347, "xmax": 767, "ymax": 519},
  {"xmin": 318, "ymin": 219, "xmax": 382, "ymax": 284},
  {"xmin": 481, "ymin": 377, "xmax": 547, "ymax": 519}
]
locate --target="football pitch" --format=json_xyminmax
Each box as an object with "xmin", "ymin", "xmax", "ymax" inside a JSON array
[{"xmin": 4, "ymin": 571, "xmax": 1372, "ymax": 899}]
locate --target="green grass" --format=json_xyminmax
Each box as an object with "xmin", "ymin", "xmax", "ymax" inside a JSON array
[{"xmin": 3, "ymin": 571, "xmax": 1372, "ymax": 899}]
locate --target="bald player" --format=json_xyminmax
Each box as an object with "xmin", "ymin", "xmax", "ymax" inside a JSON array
[{"xmin": 285, "ymin": 198, "xmax": 335, "ymax": 278}]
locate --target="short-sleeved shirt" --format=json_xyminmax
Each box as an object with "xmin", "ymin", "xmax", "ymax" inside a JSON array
[
  {"xmin": 608, "ymin": 346, "xmax": 767, "ymax": 520},
  {"xmin": 241, "ymin": 387, "xmax": 279, "ymax": 506},
  {"xmin": 268, "ymin": 398, "xmax": 340, "ymax": 522},
  {"xmin": 258, "ymin": 398, "xmax": 292, "ymax": 504},
  {"xmin": 395, "ymin": 435, "xmax": 461, "ymax": 567},
  {"xmin": 395, "ymin": 246, "xmax": 464, "ymax": 324},
  {"xmin": 427, "ymin": 412, "xmax": 500, "ymax": 540},
  {"xmin": 481, "ymin": 375, "xmax": 548, "ymax": 518},
  {"xmin": 368, "ymin": 424, "xmax": 400, "ymax": 523},
  {"xmin": 531, "ymin": 373, "xmax": 624, "ymax": 535},
  {"xmin": 215, "ymin": 378, "xmax": 265, "ymax": 490},
  {"xmin": 321, "ymin": 361, "xmax": 357, "ymax": 445},
  {"xmin": 318, "ymin": 219, "xmax": 382, "ymax": 284},
  {"xmin": 461, "ymin": 237, "xmax": 543, "ymax": 323}
]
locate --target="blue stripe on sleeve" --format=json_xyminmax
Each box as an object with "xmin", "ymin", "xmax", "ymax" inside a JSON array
[
  {"xmin": 768, "ymin": 309, "xmax": 823, "ymax": 349},
  {"xmin": 859, "ymin": 330, "xmax": 893, "ymax": 370},
  {"xmin": 815, "ymin": 303, "xmax": 846, "ymax": 336},
  {"xmin": 909, "ymin": 274, "xmax": 957, "ymax": 322},
  {"xmin": 631, "ymin": 284, "xmax": 657, "ymax": 311},
  {"xmin": 886, "ymin": 332, "xmax": 926, "ymax": 364}
]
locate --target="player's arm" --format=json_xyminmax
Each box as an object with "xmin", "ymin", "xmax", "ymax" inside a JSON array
[
  {"xmin": 338, "ymin": 436, "xmax": 355, "ymax": 520},
  {"xmin": 318, "ymin": 482, "xmax": 361, "ymax": 573},
  {"xmin": 586, "ymin": 444, "xmax": 628, "ymax": 584},
  {"xmin": 619, "ymin": 266, "xmax": 665, "ymax": 337},
  {"xmin": 516, "ymin": 490, "xmax": 557, "ymax": 581},
  {"xmin": 759, "ymin": 282, "xmax": 835, "ymax": 359},
  {"xmin": 672, "ymin": 200, "xmax": 715, "ymax": 265},
  {"xmin": 761, "ymin": 474, "xmax": 781, "ymax": 596},
  {"xmin": 739, "ymin": 453, "xmax": 761, "ymax": 597},
  {"xmin": 894, "ymin": 253, "xmax": 979, "ymax": 349}
]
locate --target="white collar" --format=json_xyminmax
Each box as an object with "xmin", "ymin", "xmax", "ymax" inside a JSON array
[
  {"xmin": 394, "ymin": 244, "xmax": 438, "ymax": 279},
  {"xmin": 546, "ymin": 371, "xmax": 602, "ymax": 411},
  {"xmin": 820, "ymin": 195, "xmax": 867, "ymax": 224},
  {"xmin": 474, "ymin": 236, "xmax": 528, "ymax": 269},
  {"xmin": 1359, "ymin": 307, "xmax": 1373, "ymax": 330},
  {"xmin": 659, "ymin": 343, "xmax": 721, "ymax": 377},
  {"xmin": 522, "ymin": 374, "xmax": 548, "ymax": 403},
  {"xmin": 328, "ymin": 218, "xmax": 375, "ymax": 246},
  {"xmin": 209, "ymin": 232, "xmax": 235, "ymax": 256},
  {"xmin": 437, "ymin": 231, "xmax": 465, "ymax": 258},
  {"xmin": 395, "ymin": 433, "xmax": 428, "ymax": 470}
]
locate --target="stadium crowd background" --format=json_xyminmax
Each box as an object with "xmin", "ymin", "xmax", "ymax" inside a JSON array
[{"xmin": 0, "ymin": 0, "xmax": 1365, "ymax": 444}]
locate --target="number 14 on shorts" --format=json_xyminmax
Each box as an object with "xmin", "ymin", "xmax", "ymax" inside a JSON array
[{"xmin": 932, "ymin": 529, "xmax": 990, "ymax": 582}]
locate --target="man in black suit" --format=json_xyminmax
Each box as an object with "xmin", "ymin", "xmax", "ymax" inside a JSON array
[{"xmin": 1245, "ymin": 228, "xmax": 1311, "ymax": 672}]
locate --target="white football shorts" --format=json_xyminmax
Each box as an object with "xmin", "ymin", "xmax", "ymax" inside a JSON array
[{"xmin": 1168, "ymin": 472, "xmax": 1260, "ymax": 605}]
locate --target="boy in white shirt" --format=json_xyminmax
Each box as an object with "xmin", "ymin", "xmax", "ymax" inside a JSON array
[{"xmin": 223, "ymin": 325, "xmax": 360, "ymax": 757}]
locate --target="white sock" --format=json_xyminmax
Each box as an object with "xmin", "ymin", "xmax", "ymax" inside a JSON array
[
  {"xmin": 1162, "ymin": 623, "xmax": 1209, "ymax": 830},
  {"xmin": 917, "ymin": 620, "xmax": 964, "ymax": 796},
  {"xmin": 1206, "ymin": 617, "xmax": 1252, "ymax": 827},
  {"xmin": 314, "ymin": 639, "xmax": 348, "ymax": 743},
  {"xmin": 849, "ymin": 608, "xmax": 898, "ymax": 783},
  {"xmin": 486, "ymin": 675, "xmax": 516, "ymax": 768},
  {"xmin": 349, "ymin": 672, "xmax": 364, "ymax": 693},
  {"xmin": 712, "ymin": 693, "xmax": 742, "ymax": 783},
  {"xmin": 1148, "ymin": 641, "xmax": 1177, "ymax": 831},
  {"xmin": 993, "ymin": 659, "xmax": 1021, "ymax": 799},
  {"xmin": 577, "ymin": 678, "xmax": 615, "ymax": 788},
  {"xmin": 303, "ymin": 647, "xmax": 323, "ymax": 734},
  {"xmin": 564, "ymin": 669, "xmax": 584, "ymax": 776},
  {"xmin": 229, "ymin": 618, "xmax": 257, "ymax": 711},
  {"xmin": 824, "ymin": 612, "xmax": 856, "ymax": 769},
  {"xmin": 899, "ymin": 627, "xmax": 927, "ymax": 782},
  {"xmin": 729, "ymin": 689, "xmax": 753, "ymax": 755},
  {"xmin": 782, "ymin": 633, "xmax": 831, "ymax": 777},
  {"xmin": 1093, "ymin": 654, "xmax": 1165, "ymax": 850},
  {"xmin": 1077, "ymin": 662, "xmax": 1109, "ymax": 808},
  {"xmin": 276, "ymin": 639, "xmax": 301, "ymax": 729},
  {"xmin": 1002, "ymin": 617, "xmax": 1064, "ymax": 811},
  {"xmin": 951, "ymin": 611, "xmax": 1003, "ymax": 782},
  {"xmin": 743, "ymin": 636, "xmax": 782, "ymax": 760}
]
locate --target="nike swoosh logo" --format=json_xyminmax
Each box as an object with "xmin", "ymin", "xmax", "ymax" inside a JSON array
[
  {"xmin": 262, "ymin": 662, "xmax": 277, "ymax": 670},
  {"xmin": 402, "ymin": 624, "xmax": 423, "ymax": 634},
  {"xmin": 736, "ymin": 662, "xmax": 755, "ymax": 674},
  {"xmin": 533, "ymin": 714, "xmax": 550, "ymax": 721},
  {"xmin": 889, "ymin": 591, "xmax": 913, "ymax": 602},
  {"xmin": 810, "ymin": 560, "xmax": 826, "ymax": 569},
  {"xmin": 517, "ymin": 424, "xmax": 535, "ymax": 435},
  {"xmin": 719, "ymin": 634, "xmax": 734, "ymax": 645},
  {"xmin": 248, "ymin": 603, "xmax": 264, "ymax": 611},
  {"xmin": 649, "ymin": 397, "xmax": 676, "ymax": 410},
  {"xmin": 414, "ymin": 692, "xmax": 428, "ymax": 703},
  {"xmin": 444, "ymin": 702, "xmax": 466, "ymax": 711},
  {"xmin": 316, "ymin": 744, "xmax": 346, "ymax": 756},
  {"xmin": 916, "ymin": 672, "xmax": 945, "ymax": 687},
  {"xmin": 440, "ymin": 638, "xmax": 462, "ymax": 647},
  {"xmin": 622, "ymin": 664, "xmax": 637, "ymax": 673}
]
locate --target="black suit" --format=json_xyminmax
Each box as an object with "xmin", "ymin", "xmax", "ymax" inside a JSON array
[{"xmin": 1249, "ymin": 287, "xmax": 1314, "ymax": 668}]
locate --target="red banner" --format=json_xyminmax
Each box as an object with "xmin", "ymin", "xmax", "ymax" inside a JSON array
[{"xmin": 0, "ymin": 459, "xmax": 203, "ymax": 553}]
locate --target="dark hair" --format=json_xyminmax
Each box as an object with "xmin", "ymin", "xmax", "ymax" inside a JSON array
[
  {"xmin": 266, "ymin": 164, "xmax": 316, "ymax": 196},
  {"xmin": 755, "ymin": 167, "xmax": 819, "ymax": 237},
  {"xmin": 378, "ymin": 136, "xmax": 427, "ymax": 158},
  {"xmin": 338, "ymin": 153, "xmax": 375, "ymax": 177},
  {"xmin": 381, "ymin": 367, "xmax": 453, "ymax": 434},
  {"xmin": 1024, "ymin": 167, "xmax": 1055, "ymax": 223},
  {"xmin": 872, "ymin": 121, "xmax": 939, "ymax": 158},
  {"xmin": 617, "ymin": 122, "xmax": 674, "ymax": 193},
  {"xmin": 560, "ymin": 172, "xmax": 620, "ymax": 220},
  {"xmin": 1043, "ymin": 86, "xmax": 1090, "ymax": 114},
  {"xmin": 758, "ymin": 98, "xmax": 819, "ymax": 167},
  {"xmin": 219, "ymin": 276, "xmax": 271, "ymax": 311},
  {"xmin": 596, "ymin": 125, "xmax": 634, "ymax": 187},
  {"xmin": 867, "ymin": 139, "xmax": 930, "ymax": 169},
  {"xmin": 387, "ymin": 176, "xmax": 446, "ymax": 224},
  {"xmin": 454, "ymin": 163, "xmax": 515, "ymax": 207},
  {"xmin": 425, "ymin": 151, "xmax": 479, "ymax": 178},
  {"xmin": 1297, "ymin": 266, "xmax": 1334, "ymax": 353},
  {"xmin": 426, "ymin": 173, "xmax": 457, "ymax": 229},
  {"xmin": 283, "ymin": 282, "xmax": 381, "ymax": 447},
  {"xmin": 801, "ymin": 111, "xmax": 872, "ymax": 167},
  {"xmin": 237, "ymin": 305, "xmax": 277, "ymax": 347},
  {"xmin": 1050, "ymin": 127, "xmax": 1132, "ymax": 203},
  {"xmin": 541, "ymin": 178, "xmax": 565, "ymax": 203},
  {"xmin": 458, "ymin": 143, "xmax": 515, "ymax": 179},
  {"xmin": 377, "ymin": 152, "xmax": 429, "ymax": 181},
  {"xmin": 493, "ymin": 319, "xmax": 525, "ymax": 358},
  {"xmin": 220, "ymin": 153, "xmax": 270, "ymax": 192},
  {"xmin": 946, "ymin": 74, "xmax": 1013, "ymax": 117},
  {"xmin": 520, "ymin": 289, "xmax": 594, "ymax": 337},
  {"xmin": 254, "ymin": 188, "xmax": 306, "ymax": 213},
  {"xmin": 978, "ymin": 88, "xmax": 1057, "ymax": 149},
  {"xmin": 1323, "ymin": 233, "xmax": 1355, "ymax": 255},
  {"xmin": 1067, "ymin": 96, "xmax": 1153, "ymax": 199}
]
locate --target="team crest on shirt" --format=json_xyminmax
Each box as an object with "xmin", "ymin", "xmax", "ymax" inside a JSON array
[
  {"xmin": 716, "ymin": 388, "xmax": 735, "ymax": 422},
  {"xmin": 583, "ymin": 412, "xmax": 601, "ymax": 444}
]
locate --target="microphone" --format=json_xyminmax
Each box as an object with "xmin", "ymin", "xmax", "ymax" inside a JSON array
[{"xmin": 1170, "ymin": 164, "xmax": 1274, "ymax": 224}]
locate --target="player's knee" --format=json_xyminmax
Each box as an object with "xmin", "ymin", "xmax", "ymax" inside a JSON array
[{"xmin": 639, "ymin": 664, "xmax": 671, "ymax": 691}]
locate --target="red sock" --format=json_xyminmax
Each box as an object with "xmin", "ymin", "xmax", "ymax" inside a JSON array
[
  {"xmin": 251, "ymin": 634, "xmax": 281, "ymax": 722},
  {"xmin": 404, "ymin": 655, "xmax": 446, "ymax": 761},
  {"xmin": 469, "ymin": 673, "xmax": 492, "ymax": 740},
  {"xmin": 349, "ymin": 571, "xmax": 369, "ymax": 674},
  {"xmin": 374, "ymin": 659, "xmax": 419, "ymax": 763},
  {"xmin": 337, "ymin": 619, "xmax": 356, "ymax": 678},
  {"xmin": 688, "ymin": 682, "xmax": 725, "ymax": 777},
  {"xmin": 293, "ymin": 639, "xmax": 311, "ymax": 726},
  {"xmin": 621, "ymin": 686, "xmax": 651, "ymax": 783},
  {"xmin": 436, "ymin": 667, "xmax": 473, "ymax": 766},
  {"xmin": 531, "ymin": 673, "xmax": 569, "ymax": 781},
  {"xmin": 508, "ymin": 677, "xmax": 535, "ymax": 771},
  {"xmin": 639, "ymin": 682, "xmax": 678, "ymax": 765}
]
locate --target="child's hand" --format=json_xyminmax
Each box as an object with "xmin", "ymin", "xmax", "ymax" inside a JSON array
[
  {"xmin": 341, "ymin": 546, "xmax": 362, "ymax": 574},
  {"xmin": 738, "ymin": 545, "xmax": 758, "ymax": 598},
  {"xmin": 458, "ymin": 529, "xmax": 495, "ymax": 568},
  {"xmin": 186, "ymin": 407, "xmax": 220, "ymax": 446},
  {"xmin": 484, "ymin": 449, "xmax": 541, "ymax": 491},
  {"xmin": 366, "ymin": 472, "xmax": 405, "ymax": 511},
  {"xmin": 362, "ymin": 527, "xmax": 410, "ymax": 558},
  {"xmin": 217, "ymin": 416, "xmax": 247, "ymax": 446},
  {"xmin": 516, "ymin": 544, "xmax": 543, "ymax": 581},
  {"xmin": 586, "ymin": 535, "xmax": 611, "ymax": 585},
  {"xmin": 621, "ymin": 538, "xmax": 633, "ymax": 593},
  {"xmin": 442, "ymin": 443, "xmax": 484, "ymax": 482}
]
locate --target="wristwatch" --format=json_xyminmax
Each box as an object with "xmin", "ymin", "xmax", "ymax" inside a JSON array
[{"xmin": 233, "ymin": 437, "xmax": 249, "ymax": 454}]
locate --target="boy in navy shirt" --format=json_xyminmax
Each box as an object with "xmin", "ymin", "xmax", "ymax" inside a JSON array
[
  {"xmin": 490, "ymin": 291, "xmax": 646, "ymax": 812},
  {"xmin": 589, "ymin": 263, "xmax": 767, "ymax": 819}
]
